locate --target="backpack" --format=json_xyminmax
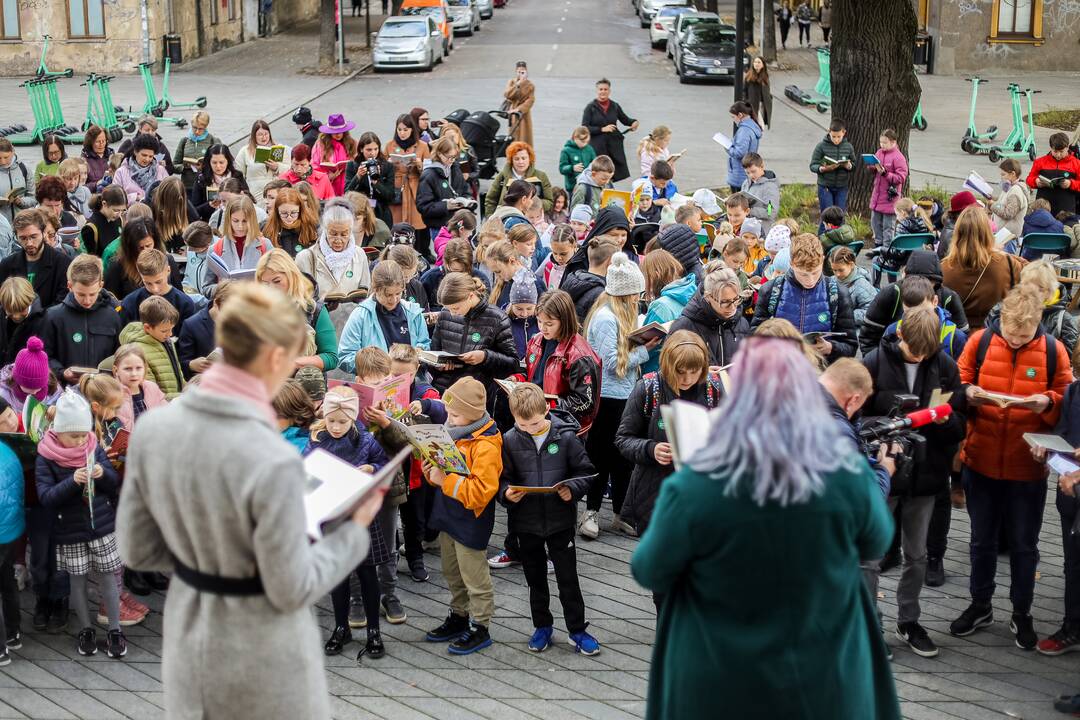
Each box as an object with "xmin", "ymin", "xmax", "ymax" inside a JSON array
[
  {"xmin": 767, "ymin": 275, "xmax": 839, "ymax": 320},
  {"xmin": 972, "ymin": 327, "xmax": 1057, "ymax": 389},
  {"xmin": 640, "ymin": 370, "xmax": 724, "ymax": 418}
]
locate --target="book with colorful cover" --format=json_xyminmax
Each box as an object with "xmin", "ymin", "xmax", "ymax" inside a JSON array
[
  {"xmin": 328, "ymin": 373, "xmax": 414, "ymax": 419},
  {"xmin": 22, "ymin": 396, "xmax": 49, "ymax": 443},
  {"xmin": 394, "ymin": 420, "xmax": 470, "ymax": 476},
  {"xmin": 254, "ymin": 144, "xmax": 287, "ymax": 164}
]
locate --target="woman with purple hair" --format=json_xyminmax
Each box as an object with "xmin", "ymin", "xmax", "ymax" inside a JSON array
[{"xmin": 630, "ymin": 336, "xmax": 899, "ymax": 720}]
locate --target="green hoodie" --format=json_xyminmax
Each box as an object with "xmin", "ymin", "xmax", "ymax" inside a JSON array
[
  {"xmin": 820, "ymin": 223, "xmax": 855, "ymax": 254},
  {"xmin": 558, "ymin": 139, "xmax": 597, "ymax": 192}
]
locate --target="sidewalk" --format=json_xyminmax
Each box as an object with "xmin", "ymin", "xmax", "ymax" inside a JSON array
[
  {"xmin": 0, "ymin": 16, "xmax": 383, "ymax": 169},
  {"xmin": 768, "ymin": 45, "xmax": 1080, "ymax": 188}
]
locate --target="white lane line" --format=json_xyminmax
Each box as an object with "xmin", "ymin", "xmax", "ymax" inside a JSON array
[
  {"xmin": 545, "ymin": 62, "xmax": 553, "ymax": 72},
  {"xmin": 552, "ymin": 43, "xmax": 558, "ymax": 50},
  {"xmin": 557, "ymin": 27, "xmax": 562, "ymax": 32}
]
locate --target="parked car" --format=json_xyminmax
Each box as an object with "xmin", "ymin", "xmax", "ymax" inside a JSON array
[
  {"xmin": 476, "ymin": 0, "xmax": 494, "ymax": 19},
  {"xmin": 650, "ymin": 5, "xmax": 693, "ymax": 48},
  {"xmin": 373, "ymin": 16, "xmax": 442, "ymax": 72},
  {"xmin": 401, "ymin": 0, "xmax": 454, "ymax": 57},
  {"xmin": 674, "ymin": 24, "xmax": 748, "ymax": 84},
  {"xmin": 447, "ymin": 0, "xmax": 481, "ymax": 35},
  {"xmin": 667, "ymin": 11, "xmax": 719, "ymax": 58},
  {"xmin": 638, "ymin": 0, "xmax": 690, "ymax": 28}
]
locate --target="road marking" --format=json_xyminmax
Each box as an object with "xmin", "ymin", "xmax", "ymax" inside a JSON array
[
  {"xmin": 545, "ymin": 62, "xmax": 553, "ymax": 72},
  {"xmin": 552, "ymin": 43, "xmax": 558, "ymax": 50},
  {"xmin": 557, "ymin": 27, "xmax": 562, "ymax": 32}
]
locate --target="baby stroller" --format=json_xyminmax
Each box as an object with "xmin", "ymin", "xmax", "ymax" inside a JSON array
[{"xmin": 452, "ymin": 108, "xmax": 521, "ymax": 181}]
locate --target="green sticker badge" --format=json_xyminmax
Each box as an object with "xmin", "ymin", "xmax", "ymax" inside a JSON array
[
  {"xmin": 72, "ymin": 332, "xmax": 83, "ymax": 343},
  {"xmin": 1026, "ymin": 368, "xmax": 1037, "ymax": 379},
  {"xmin": 470, "ymin": 332, "xmax": 482, "ymax": 342},
  {"xmin": 547, "ymin": 443, "xmax": 559, "ymax": 455},
  {"xmin": 657, "ymin": 418, "xmax": 666, "ymax": 430},
  {"xmin": 346, "ymin": 270, "xmax": 354, "ymax": 278},
  {"xmin": 817, "ymin": 313, "xmax": 828, "ymax": 323}
]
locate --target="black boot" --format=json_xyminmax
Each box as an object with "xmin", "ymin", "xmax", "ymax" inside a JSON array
[
  {"xmin": 925, "ymin": 557, "xmax": 945, "ymax": 587},
  {"xmin": 33, "ymin": 597, "xmax": 50, "ymax": 631},
  {"xmin": 124, "ymin": 568, "xmax": 152, "ymax": 596},
  {"xmin": 449, "ymin": 623, "xmax": 492, "ymax": 655},
  {"xmin": 144, "ymin": 572, "xmax": 170, "ymax": 591},
  {"xmin": 324, "ymin": 625, "xmax": 352, "ymax": 656},
  {"xmin": 425, "ymin": 611, "xmax": 469, "ymax": 642},
  {"xmin": 358, "ymin": 628, "xmax": 385, "ymax": 660},
  {"xmin": 47, "ymin": 598, "xmax": 68, "ymax": 633}
]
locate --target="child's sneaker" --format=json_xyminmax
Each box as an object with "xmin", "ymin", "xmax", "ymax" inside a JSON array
[
  {"xmin": 106, "ymin": 629, "xmax": 127, "ymax": 659},
  {"xmin": 98, "ymin": 597, "xmax": 146, "ymax": 627},
  {"xmin": 528, "ymin": 626, "xmax": 553, "ymax": 652},
  {"xmin": 380, "ymin": 596, "xmax": 407, "ymax": 625},
  {"xmin": 77, "ymin": 627, "xmax": 98, "ymax": 656},
  {"xmin": 448, "ymin": 623, "xmax": 492, "ymax": 655},
  {"xmin": 487, "ymin": 551, "xmax": 518, "ymax": 569},
  {"xmin": 348, "ymin": 597, "xmax": 367, "ymax": 629},
  {"xmin": 426, "ymin": 612, "xmax": 470, "ymax": 642},
  {"xmin": 0, "ymin": 649, "xmax": 9, "ymax": 667},
  {"xmin": 6, "ymin": 631, "xmax": 21, "ymax": 650},
  {"xmin": 568, "ymin": 628, "xmax": 601, "ymax": 656}
]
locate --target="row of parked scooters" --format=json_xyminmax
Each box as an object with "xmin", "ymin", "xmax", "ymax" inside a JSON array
[{"xmin": 960, "ymin": 76, "xmax": 1041, "ymax": 162}]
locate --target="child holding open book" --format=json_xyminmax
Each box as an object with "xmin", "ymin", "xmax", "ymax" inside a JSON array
[
  {"xmin": 305, "ymin": 384, "xmax": 390, "ymax": 662},
  {"xmin": 499, "ymin": 383, "xmax": 598, "ymax": 655}
]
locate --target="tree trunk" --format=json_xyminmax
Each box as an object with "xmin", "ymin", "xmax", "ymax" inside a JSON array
[
  {"xmin": 743, "ymin": 0, "xmax": 755, "ymax": 45},
  {"xmin": 831, "ymin": 0, "xmax": 920, "ymax": 215},
  {"xmin": 319, "ymin": 0, "xmax": 336, "ymax": 71},
  {"xmin": 762, "ymin": 0, "xmax": 777, "ymax": 63}
]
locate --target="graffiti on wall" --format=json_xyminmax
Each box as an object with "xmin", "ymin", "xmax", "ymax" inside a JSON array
[
  {"xmin": 957, "ymin": 0, "xmax": 985, "ymax": 17},
  {"xmin": 1044, "ymin": 0, "xmax": 1080, "ymax": 33}
]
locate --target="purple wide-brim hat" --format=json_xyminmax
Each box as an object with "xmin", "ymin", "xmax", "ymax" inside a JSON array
[{"xmin": 319, "ymin": 113, "xmax": 356, "ymax": 134}]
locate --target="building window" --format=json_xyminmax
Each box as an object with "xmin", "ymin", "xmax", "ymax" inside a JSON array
[
  {"xmin": 68, "ymin": 0, "xmax": 105, "ymax": 38},
  {"xmin": 210, "ymin": 0, "xmax": 219, "ymax": 25},
  {"xmin": 228, "ymin": 0, "xmax": 238, "ymax": 21},
  {"xmin": 1, "ymin": 0, "xmax": 19, "ymax": 39},
  {"xmin": 989, "ymin": 0, "xmax": 1044, "ymax": 43}
]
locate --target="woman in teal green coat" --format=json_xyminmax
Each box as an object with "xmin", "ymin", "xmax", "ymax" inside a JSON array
[{"xmin": 631, "ymin": 338, "xmax": 899, "ymax": 720}]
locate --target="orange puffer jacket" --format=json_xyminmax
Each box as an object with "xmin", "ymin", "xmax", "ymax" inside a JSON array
[{"xmin": 959, "ymin": 327, "xmax": 1073, "ymax": 481}]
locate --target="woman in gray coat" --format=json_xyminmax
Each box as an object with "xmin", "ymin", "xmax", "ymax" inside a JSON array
[{"xmin": 117, "ymin": 283, "xmax": 384, "ymax": 720}]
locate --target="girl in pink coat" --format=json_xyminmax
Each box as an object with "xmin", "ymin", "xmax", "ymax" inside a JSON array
[
  {"xmin": 868, "ymin": 128, "xmax": 909, "ymax": 255},
  {"xmin": 310, "ymin": 114, "xmax": 358, "ymax": 197}
]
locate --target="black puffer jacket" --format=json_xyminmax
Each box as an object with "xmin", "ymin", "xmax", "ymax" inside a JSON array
[
  {"xmin": 36, "ymin": 444, "xmax": 119, "ymax": 543},
  {"xmin": 564, "ymin": 207, "xmax": 633, "ymax": 276},
  {"xmin": 859, "ymin": 250, "xmax": 969, "ymax": 355},
  {"xmin": 430, "ymin": 300, "xmax": 519, "ymax": 396},
  {"xmin": 41, "ymin": 290, "xmax": 123, "ymax": 377},
  {"xmin": 616, "ymin": 371, "xmax": 725, "ymax": 534},
  {"xmin": 0, "ymin": 297, "xmax": 46, "ymax": 366},
  {"xmin": 862, "ymin": 333, "xmax": 967, "ymax": 496},
  {"xmin": 415, "ymin": 163, "xmax": 466, "ymax": 233},
  {"xmin": 560, "ymin": 270, "xmax": 606, "ymax": 324},
  {"xmin": 497, "ymin": 410, "xmax": 594, "ymax": 537},
  {"xmin": 669, "ymin": 292, "xmax": 749, "ymax": 367},
  {"xmin": 657, "ymin": 223, "xmax": 703, "ymax": 281}
]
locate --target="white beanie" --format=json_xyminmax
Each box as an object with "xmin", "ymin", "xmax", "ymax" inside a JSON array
[
  {"xmin": 569, "ymin": 204, "xmax": 593, "ymax": 224},
  {"xmin": 605, "ymin": 252, "xmax": 645, "ymax": 297},
  {"xmin": 764, "ymin": 225, "xmax": 792, "ymax": 253},
  {"xmin": 52, "ymin": 388, "xmax": 92, "ymax": 434}
]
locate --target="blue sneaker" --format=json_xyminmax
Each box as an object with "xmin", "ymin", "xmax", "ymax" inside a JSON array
[
  {"xmin": 568, "ymin": 629, "xmax": 600, "ymax": 656},
  {"xmin": 528, "ymin": 626, "xmax": 554, "ymax": 652}
]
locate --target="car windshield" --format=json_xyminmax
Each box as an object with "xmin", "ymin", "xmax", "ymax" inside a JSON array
[
  {"xmin": 446, "ymin": 0, "xmax": 468, "ymax": 5},
  {"xmin": 659, "ymin": 6, "xmax": 690, "ymax": 17},
  {"xmin": 381, "ymin": 20, "xmax": 426, "ymax": 37},
  {"xmin": 688, "ymin": 26, "xmax": 735, "ymax": 45},
  {"xmin": 403, "ymin": 6, "xmax": 444, "ymax": 19}
]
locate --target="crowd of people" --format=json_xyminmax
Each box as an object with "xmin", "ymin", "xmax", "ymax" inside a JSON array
[{"xmin": 1, "ymin": 72, "xmax": 1080, "ymax": 717}]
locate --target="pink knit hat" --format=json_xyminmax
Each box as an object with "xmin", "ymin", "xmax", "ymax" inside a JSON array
[{"xmin": 13, "ymin": 336, "xmax": 49, "ymax": 397}]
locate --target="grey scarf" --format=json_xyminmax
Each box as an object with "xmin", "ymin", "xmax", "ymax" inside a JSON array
[
  {"xmin": 448, "ymin": 413, "xmax": 491, "ymax": 441},
  {"xmin": 127, "ymin": 155, "xmax": 161, "ymax": 194}
]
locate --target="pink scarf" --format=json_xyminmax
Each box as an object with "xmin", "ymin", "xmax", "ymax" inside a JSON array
[
  {"xmin": 37, "ymin": 429, "xmax": 97, "ymax": 469},
  {"xmin": 198, "ymin": 363, "xmax": 277, "ymax": 426}
]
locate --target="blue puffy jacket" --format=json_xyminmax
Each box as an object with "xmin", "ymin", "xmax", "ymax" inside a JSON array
[
  {"xmin": 337, "ymin": 296, "xmax": 431, "ymax": 374},
  {"xmin": 726, "ymin": 117, "xmax": 762, "ymax": 188},
  {"xmin": 0, "ymin": 442, "xmax": 24, "ymax": 544}
]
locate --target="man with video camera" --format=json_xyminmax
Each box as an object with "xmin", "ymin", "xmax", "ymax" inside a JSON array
[{"xmin": 861, "ymin": 306, "xmax": 967, "ymax": 659}]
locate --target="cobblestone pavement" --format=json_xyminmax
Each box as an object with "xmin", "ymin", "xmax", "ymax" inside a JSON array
[{"xmin": 1, "ymin": 484, "xmax": 1078, "ymax": 720}]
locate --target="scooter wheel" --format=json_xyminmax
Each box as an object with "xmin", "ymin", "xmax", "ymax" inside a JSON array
[
  {"xmin": 176, "ymin": 119, "xmax": 188, "ymax": 129},
  {"xmin": 985, "ymin": 125, "xmax": 998, "ymax": 137},
  {"xmin": 915, "ymin": 117, "xmax": 927, "ymax": 131},
  {"xmin": 816, "ymin": 102, "xmax": 829, "ymax": 113},
  {"xmin": 988, "ymin": 149, "xmax": 1001, "ymax": 162},
  {"xmin": 195, "ymin": 97, "xmax": 207, "ymax": 108},
  {"xmin": 1029, "ymin": 145, "xmax": 1037, "ymax": 161},
  {"xmin": 123, "ymin": 121, "xmax": 136, "ymax": 133},
  {"xmin": 151, "ymin": 107, "xmax": 164, "ymax": 118},
  {"xmin": 113, "ymin": 105, "xmax": 124, "ymax": 114},
  {"xmin": 961, "ymin": 137, "xmax": 973, "ymax": 154},
  {"xmin": 108, "ymin": 128, "xmax": 123, "ymax": 143}
]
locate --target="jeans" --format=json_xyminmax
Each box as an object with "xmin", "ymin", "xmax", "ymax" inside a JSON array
[
  {"xmin": 926, "ymin": 482, "xmax": 952, "ymax": 560},
  {"xmin": 586, "ymin": 398, "xmax": 631, "ymax": 514},
  {"xmin": 0, "ymin": 541, "xmax": 20, "ymax": 643},
  {"xmin": 861, "ymin": 496, "xmax": 935, "ymax": 625},
  {"xmin": 26, "ymin": 505, "xmax": 68, "ymax": 601},
  {"xmin": 798, "ymin": 21, "xmax": 811, "ymax": 44},
  {"xmin": 518, "ymin": 528, "xmax": 586, "ymax": 633},
  {"xmin": 822, "ymin": 26, "xmax": 831, "ymax": 42},
  {"xmin": 1056, "ymin": 488, "xmax": 1080, "ymax": 628},
  {"xmin": 816, "ymin": 185, "xmax": 848, "ymax": 234},
  {"xmin": 963, "ymin": 468, "xmax": 1047, "ymax": 613}
]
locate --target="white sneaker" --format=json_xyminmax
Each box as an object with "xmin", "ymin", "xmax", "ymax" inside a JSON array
[
  {"xmin": 609, "ymin": 515, "xmax": 637, "ymax": 537},
  {"xmin": 578, "ymin": 510, "xmax": 600, "ymax": 540},
  {"xmin": 546, "ymin": 560, "xmax": 554, "ymax": 574}
]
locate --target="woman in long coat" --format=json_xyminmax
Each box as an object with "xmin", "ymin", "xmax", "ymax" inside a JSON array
[
  {"xmin": 581, "ymin": 79, "xmax": 638, "ymax": 182},
  {"xmin": 504, "ymin": 61, "xmax": 536, "ymax": 149},
  {"xmin": 384, "ymin": 113, "xmax": 430, "ymax": 230},
  {"xmin": 117, "ymin": 283, "xmax": 383, "ymax": 720},
  {"xmin": 631, "ymin": 338, "xmax": 899, "ymax": 720}
]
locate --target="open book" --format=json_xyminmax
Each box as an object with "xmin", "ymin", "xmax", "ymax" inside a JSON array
[
  {"xmin": 182, "ymin": 156, "xmax": 202, "ymax": 167},
  {"xmin": 963, "ymin": 170, "xmax": 994, "ymax": 199},
  {"xmin": 254, "ymin": 144, "xmax": 287, "ymax": 164},
  {"xmin": 3, "ymin": 186, "xmax": 26, "ymax": 204},
  {"xmin": 803, "ymin": 331, "xmax": 844, "ymax": 344},
  {"xmin": 861, "ymin": 153, "xmax": 880, "ymax": 166},
  {"xmin": 505, "ymin": 476, "xmax": 595, "ymax": 495},
  {"xmin": 108, "ymin": 427, "xmax": 131, "ymax": 456},
  {"xmin": 324, "ymin": 288, "xmax": 367, "ymax": 305},
  {"xmin": 972, "ymin": 389, "xmax": 1044, "ymax": 409},
  {"xmin": 389, "ymin": 153, "xmax": 417, "ymax": 163},
  {"xmin": 393, "ymin": 420, "xmax": 470, "ymax": 476},
  {"xmin": 319, "ymin": 160, "xmax": 349, "ymax": 171},
  {"xmin": 329, "ymin": 373, "xmax": 413, "ymax": 419},
  {"xmin": 628, "ymin": 320, "xmax": 672, "ymax": 345},
  {"xmin": 23, "ymin": 395, "xmax": 49, "ymax": 443},
  {"xmin": 659, "ymin": 399, "xmax": 724, "ymax": 469},
  {"xmin": 822, "ymin": 155, "xmax": 850, "ymax": 165},
  {"xmin": 417, "ymin": 350, "xmax": 464, "ymax": 367},
  {"xmin": 1037, "ymin": 175, "xmax": 1072, "ymax": 189},
  {"xmin": 712, "ymin": 132, "xmax": 732, "ymax": 151},
  {"xmin": 207, "ymin": 253, "xmax": 256, "ymax": 282},
  {"xmin": 667, "ymin": 148, "xmax": 688, "ymax": 162},
  {"xmin": 494, "ymin": 377, "xmax": 558, "ymax": 402},
  {"xmin": 1023, "ymin": 433, "xmax": 1075, "ymax": 454},
  {"xmin": 303, "ymin": 447, "xmax": 410, "ymax": 540}
]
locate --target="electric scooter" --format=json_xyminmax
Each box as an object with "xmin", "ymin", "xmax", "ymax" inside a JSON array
[
  {"xmin": 912, "ymin": 102, "xmax": 927, "ymax": 131},
  {"xmin": 989, "ymin": 88, "xmax": 1040, "ymax": 162},
  {"xmin": 158, "ymin": 58, "xmax": 207, "ymax": 111},
  {"xmin": 960, "ymin": 76, "xmax": 998, "ymax": 154},
  {"xmin": 34, "ymin": 35, "xmax": 74, "ymax": 79}
]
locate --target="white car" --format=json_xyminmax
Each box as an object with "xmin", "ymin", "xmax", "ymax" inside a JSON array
[
  {"xmin": 447, "ymin": 0, "xmax": 481, "ymax": 35},
  {"xmin": 638, "ymin": 0, "xmax": 691, "ymax": 28},
  {"xmin": 373, "ymin": 16, "xmax": 442, "ymax": 72},
  {"xmin": 650, "ymin": 5, "xmax": 692, "ymax": 48}
]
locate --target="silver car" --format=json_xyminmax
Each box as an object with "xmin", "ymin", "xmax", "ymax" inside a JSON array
[
  {"xmin": 667, "ymin": 11, "xmax": 719, "ymax": 58},
  {"xmin": 476, "ymin": 0, "xmax": 493, "ymax": 20},
  {"xmin": 447, "ymin": 0, "xmax": 481, "ymax": 35},
  {"xmin": 373, "ymin": 16, "xmax": 442, "ymax": 72},
  {"xmin": 638, "ymin": 0, "xmax": 690, "ymax": 28}
]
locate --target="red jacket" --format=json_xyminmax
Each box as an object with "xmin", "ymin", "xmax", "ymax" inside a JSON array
[
  {"xmin": 959, "ymin": 328, "xmax": 1073, "ymax": 481},
  {"xmin": 1026, "ymin": 152, "xmax": 1080, "ymax": 212},
  {"xmin": 281, "ymin": 168, "xmax": 335, "ymax": 200},
  {"xmin": 525, "ymin": 333, "xmax": 602, "ymax": 434}
]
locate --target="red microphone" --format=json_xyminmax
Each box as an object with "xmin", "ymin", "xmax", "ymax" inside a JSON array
[{"xmin": 904, "ymin": 404, "xmax": 953, "ymax": 429}]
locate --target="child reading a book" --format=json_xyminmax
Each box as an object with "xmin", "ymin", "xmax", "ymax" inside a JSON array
[
  {"xmin": 1026, "ymin": 132, "xmax": 1080, "ymax": 216},
  {"xmin": 507, "ymin": 268, "xmax": 540, "ymax": 360},
  {"xmin": 79, "ymin": 372, "xmax": 151, "ymax": 626},
  {"xmin": 117, "ymin": 296, "xmax": 185, "ymax": 399},
  {"xmin": 35, "ymin": 389, "xmax": 126, "ymax": 659},
  {"xmin": 0, "ymin": 337, "xmax": 61, "ymax": 415},
  {"xmin": 498, "ymin": 383, "xmax": 599, "ymax": 655},
  {"xmin": 111, "ymin": 344, "xmax": 168, "ymax": 433},
  {"xmin": 819, "ymin": 205, "xmax": 856, "ymax": 255},
  {"xmin": 423, "ymin": 377, "xmax": 502, "ymax": 655},
  {"xmin": 273, "ymin": 379, "xmax": 317, "ymax": 453},
  {"xmin": 304, "ymin": 385, "xmax": 390, "ymax": 662},
  {"xmin": 79, "ymin": 185, "xmax": 125, "ymax": 258},
  {"xmin": 120, "ymin": 249, "xmax": 196, "ymax": 330},
  {"xmin": 181, "ymin": 221, "xmax": 214, "ymax": 306},
  {"xmin": 202, "ymin": 196, "xmax": 271, "ymax": 288},
  {"xmin": 535, "ymin": 225, "xmax": 576, "ymax": 292}
]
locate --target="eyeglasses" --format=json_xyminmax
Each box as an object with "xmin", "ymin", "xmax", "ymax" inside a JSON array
[
  {"xmin": 713, "ymin": 298, "xmax": 739, "ymax": 309},
  {"xmin": 279, "ymin": 210, "xmax": 300, "ymax": 219}
]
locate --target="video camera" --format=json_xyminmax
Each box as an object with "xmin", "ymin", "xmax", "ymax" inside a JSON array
[{"xmin": 859, "ymin": 394, "xmax": 947, "ymax": 485}]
